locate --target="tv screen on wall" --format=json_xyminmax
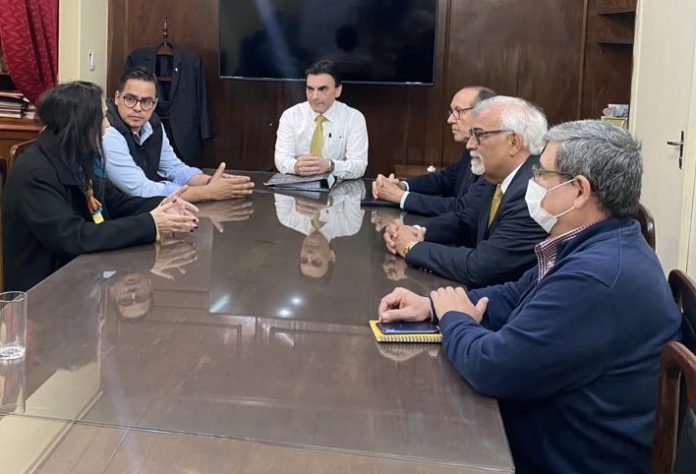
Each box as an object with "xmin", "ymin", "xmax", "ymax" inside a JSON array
[{"xmin": 219, "ymin": 0, "xmax": 437, "ymax": 85}]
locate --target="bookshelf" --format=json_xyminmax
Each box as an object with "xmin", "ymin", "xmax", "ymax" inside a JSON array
[{"xmin": 579, "ymin": 0, "xmax": 637, "ymax": 118}]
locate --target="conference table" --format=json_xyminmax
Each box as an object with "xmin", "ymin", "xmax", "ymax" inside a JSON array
[{"xmin": 0, "ymin": 173, "xmax": 514, "ymax": 473}]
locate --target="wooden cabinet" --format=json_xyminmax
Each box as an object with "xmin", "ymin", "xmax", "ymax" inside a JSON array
[
  {"xmin": 579, "ymin": 0, "xmax": 637, "ymax": 118},
  {"xmin": 0, "ymin": 117, "xmax": 41, "ymax": 163}
]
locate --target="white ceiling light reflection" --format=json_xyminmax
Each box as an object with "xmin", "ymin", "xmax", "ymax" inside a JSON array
[
  {"xmin": 210, "ymin": 295, "xmax": 232, "ymax": 313},
  {"xmin": 290, "ymin": 296, "xmax": 304, "ymax": 306},
  {"xmin": 277, "ymin": 308, "xmax": 293, "ymax": 318}
]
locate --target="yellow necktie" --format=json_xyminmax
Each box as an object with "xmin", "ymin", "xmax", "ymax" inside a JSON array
[
  {"xmin": 311, "ymin": 212, "xmax": 326, "ymax": 231},
  {"xmin": 310, "ymin": 115, "xmax": 326, "ymax": 157},
  {"xmin": 488, "ymin": 184, "xmax": 503, "ymax": 228}
]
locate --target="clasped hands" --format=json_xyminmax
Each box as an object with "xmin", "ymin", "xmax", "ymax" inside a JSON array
[
  {"xmin": 294, "ymin": 155, "xmax": 332, "ymax": 176},
  {"xmin": 384, "ymin": 221, "xmax": 426, "ymax": 257},
  {"xmin": 378, "ymin": 287, "xmax": 489, "ymax": 325},
  {"xmin": 150, "ymin": 186, "xmax": 199, "ymax": 236},
  {"xmin": 372, "ymin": 173, "xmax": 405, "ymax": 203},
  {"xmin": 150, "ymin": 237, "xmax": 198, "ymax": 280}
]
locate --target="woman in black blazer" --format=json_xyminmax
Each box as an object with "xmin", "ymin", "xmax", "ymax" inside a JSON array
[{"xmin": 2, "ymin": 81, "xmax": 198, "ymax": 292}]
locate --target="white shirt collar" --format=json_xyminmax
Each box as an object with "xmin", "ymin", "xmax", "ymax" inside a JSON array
[
  {"xmin": 308, "ymin": 100, "xmax": 340, "ymax": 122},
  {"xmin": 500, "ymin": 161, "xmax": 524, "ymax": 194}
]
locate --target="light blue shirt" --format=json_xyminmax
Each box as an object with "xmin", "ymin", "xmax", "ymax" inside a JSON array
[{"xmin": 103, "ymin": 121, "xmax": 202, "ymax": 197}]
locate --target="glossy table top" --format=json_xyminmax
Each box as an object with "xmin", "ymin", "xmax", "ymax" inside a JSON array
[{"xmin": 0, "ymin": 173, "xmax": 513, "ymax": 472}]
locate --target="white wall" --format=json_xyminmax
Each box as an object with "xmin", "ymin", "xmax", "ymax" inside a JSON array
[{"xmin": 58, "ymin": 0, "xmax": 108, "ymax": 89}]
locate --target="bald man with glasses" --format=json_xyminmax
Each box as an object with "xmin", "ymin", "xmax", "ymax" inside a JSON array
[
  {"xmin": 372, "ymin": 86, "xmax": 495, "ymax": 217},
  {"xmin": 104, "ymin": 67, "xmax": 254, "ymax": 203}
]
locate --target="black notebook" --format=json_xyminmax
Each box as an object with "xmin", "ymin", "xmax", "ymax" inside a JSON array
[{"xmin": 265, "ymin": 172, "xmax": 336, "ymax": 192}]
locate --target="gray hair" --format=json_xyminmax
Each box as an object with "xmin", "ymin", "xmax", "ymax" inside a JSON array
[
  {"xmin": 473, "ymin": 96, "xmax": 548, "ymax": 154},
  {"xmin": 545, "ymin": 120, "xmax": 642, "ymax": 217}
]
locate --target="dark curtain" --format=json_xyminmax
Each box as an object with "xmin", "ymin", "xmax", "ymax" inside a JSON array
[{"xmin": 0, "ymin": 0, "xmax": 58, "ymax": 104}]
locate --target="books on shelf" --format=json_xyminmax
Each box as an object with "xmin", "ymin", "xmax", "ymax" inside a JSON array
[{"xmin": 0, "ymin": 91, "xmax": 36, "ymax": 119}]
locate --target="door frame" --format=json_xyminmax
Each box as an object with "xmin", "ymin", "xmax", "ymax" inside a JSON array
[
  {"xmin": 630, "ymin": 0, "xmax": 696, "ymax": 271},
  {"xmin": 680, "ymin": 42, "xmax": 696, "ymax": 272}
]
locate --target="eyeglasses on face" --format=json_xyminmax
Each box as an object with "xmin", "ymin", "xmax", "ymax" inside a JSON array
[
  {"xmin": 531, "ymin": 164, "xmax": 575, "ymax": 181},
  {"xmin": 447, "ymin": 106, "xmax": 473, "ymax": 120},
  {"xmin": 114, "ymin": 289, "xmax": 152, "ymax": 306},
  {"xmin": 468, "ymin": 127, "xmax": 514, "ymax": 145},
  {"xmin": 120, "ymin": 94, "xmax": 157, "ymax": 111}
]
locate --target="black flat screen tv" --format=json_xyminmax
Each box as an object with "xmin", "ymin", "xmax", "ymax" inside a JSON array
[{"xmin": 219, "ymin": 0, "xmax": 437, "ymax": 85}]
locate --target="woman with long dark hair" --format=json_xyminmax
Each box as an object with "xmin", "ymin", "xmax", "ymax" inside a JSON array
[{"xmin": 3, "ymin": 81, "xmax": 198, "ymax": 292}]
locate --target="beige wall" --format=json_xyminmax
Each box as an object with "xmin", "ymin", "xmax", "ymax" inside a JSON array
[{"xmin": 58, "ymin": 0, "xmax": 108, "ymax": 89}]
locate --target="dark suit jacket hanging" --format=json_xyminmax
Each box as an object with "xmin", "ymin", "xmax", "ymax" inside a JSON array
[{"xmin": 126, "ymin": 46, "xmax": 212, "ymax": 161}]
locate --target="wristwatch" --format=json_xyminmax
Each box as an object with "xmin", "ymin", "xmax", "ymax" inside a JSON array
[
  {"xmin": 328, "ymin": 160, "xmax": 335, "ymax": 173},
  {"xmin": 404, "ymin": 240, "xmax": 419, "ymax": 257}
]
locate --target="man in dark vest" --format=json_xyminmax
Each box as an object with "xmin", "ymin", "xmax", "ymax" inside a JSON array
[{"xmin": 103, "ymin": 67, "xmax": 253, "ymax": 203}]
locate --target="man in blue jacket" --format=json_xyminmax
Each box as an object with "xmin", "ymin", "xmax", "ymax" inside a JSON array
[
  {"xmin": 371, "ymin": 86, "xmax": 495, "ymax": 216},
  {"xmin": 377, "ymin": 120, "xmax": 682, "ymax": 473}
]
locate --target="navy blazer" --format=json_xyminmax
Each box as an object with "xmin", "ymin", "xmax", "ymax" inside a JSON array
[
  {"xmin": 406, "ymin": 156, "xmax": 548, "ymax": 288},
  {"xmin": 403, "ymin": 150, "xmax": 476, "ymax": 216},
  {"xmin": 126, "ymin": 46, "xmax": 212, "ymax": 160}
]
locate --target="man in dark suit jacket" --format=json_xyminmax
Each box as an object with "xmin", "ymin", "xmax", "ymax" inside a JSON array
[
  {"xmin": 384, "ymin": 96, "xmax": 549, "ymax": 288},
  {"xmin": 372, "ymin": 86, "xmax": 495, "ymax": 216}
]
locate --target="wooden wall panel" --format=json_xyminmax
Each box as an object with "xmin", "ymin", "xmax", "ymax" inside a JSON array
[{"xmin": 107, "ymin": 0, "xmax": 585, "ymax": 176}]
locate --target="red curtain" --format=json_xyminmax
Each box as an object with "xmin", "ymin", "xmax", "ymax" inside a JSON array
[{"xmin": 0, "ymin": 0, "xmax": 58, "ymax": 105}]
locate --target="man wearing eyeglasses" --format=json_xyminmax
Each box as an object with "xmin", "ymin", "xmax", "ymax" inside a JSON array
[
  {"xmin": 383, "ymin": 96, "xmax": 548, "ymax": 288},
  {"xmin": 371, "ymin": 86, "xmax": 495, "ymax": 216},
  {"xmin": 378, "ymin": 120, "xmax": 681, "ymax": 473},
  {"xmin": 104, "ymin": 67, "xmax": 254, "ymax": 202}
]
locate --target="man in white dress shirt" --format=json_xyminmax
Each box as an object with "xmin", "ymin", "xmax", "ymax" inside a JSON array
[{"xmin": 274, "ymin": 60, "xmax": 368, "ymax": 179}]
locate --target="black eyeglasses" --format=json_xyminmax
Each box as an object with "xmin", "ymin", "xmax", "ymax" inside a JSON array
[
  {"xmin": 468, "ymin": 127, "xmax": 514, "ymax": 145},
  {"xmin": 114, "ymin": 288, "xmax": 152, "ymax": 306},
  {"xmin": 531, "ymin": 164, "xmax": 575, "ymax": 181},
  {"xmin": 120, "ymin": 94, "xmax": 157, "ymax": 111},
  {"xmin": 447, "ymin": 106, "xmax": 473, "ymax": 120}
]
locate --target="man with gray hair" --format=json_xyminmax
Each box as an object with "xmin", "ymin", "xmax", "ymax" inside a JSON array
[
  {"xmin": 377, "ymin": 120, "xmax": 682, "ymax": 473},
  {"xmin": 383, "ymin": 96, "xmax": 548, "ymax": 288}
]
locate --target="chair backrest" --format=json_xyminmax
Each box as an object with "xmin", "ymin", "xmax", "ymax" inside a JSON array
[
  {"xmin": 669, "ymin": 270, "xmax": 696, "ymax": 354},
  {"xmin": 652, "ymin": 341, "xmax": 696, "ymax": 474},
  {"xmin": 8, "ymin": 138, "xmax": 35, "ymax": 172},
  {"xmin": 636, "ymin": 202, "xmax": 656, "ymax": 250}
]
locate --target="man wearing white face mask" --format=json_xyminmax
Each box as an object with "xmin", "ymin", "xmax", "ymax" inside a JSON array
[{"xmin": 376, "ymin": 120, "xmax": 682, "ymax": 473}]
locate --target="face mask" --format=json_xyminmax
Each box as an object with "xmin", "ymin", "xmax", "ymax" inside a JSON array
[{"xmin": 525, "ymin": 178, "xmax": 575, "ymax": 233}]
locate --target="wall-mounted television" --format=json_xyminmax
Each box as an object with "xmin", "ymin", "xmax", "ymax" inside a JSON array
[{"xmin": 219, "ymin": 0, "xmax": 437, "ymax": 85}]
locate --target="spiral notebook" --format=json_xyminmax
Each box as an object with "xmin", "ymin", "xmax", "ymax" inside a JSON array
[{"xmin": 369, "ymin": 320, "xmax": 442, "ymax": 343}]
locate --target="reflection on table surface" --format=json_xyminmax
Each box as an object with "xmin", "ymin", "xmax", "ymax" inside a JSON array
[{"xmin": 0, "ymin": 173, "xmax": 513, "ymax": 473}]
